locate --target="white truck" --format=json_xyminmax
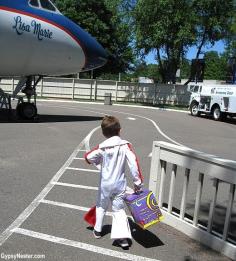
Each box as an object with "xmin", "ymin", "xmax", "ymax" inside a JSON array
[{"xmin": 188, "ymin": 84, "xmax": 236, "ymax": 120}]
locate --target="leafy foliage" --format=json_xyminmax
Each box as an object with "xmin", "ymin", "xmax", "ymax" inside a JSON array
[
  {"xmin": 53, "ymin": 0, "xmax": 235, "ymax": 82},
  {"xmin": 133, "ymin": 0, "xmax": 235, "ymax": 83},
  {"xmin": 192, "ymin": 0, "xmax": 235, "ymax": 58},
  {"xmin": 225, "ymin": 11, "xmax": 236, "ymax": 58},
  {"xmin": 54, "ymin": 0, "xmax": 134, "ymax": 76},
  {"xmin": 204, "ymin": 51, "xmax": 227, "ymax": 80},
  {"xmin": 130, "ymin": 63, "xmax": 160, "ymax": 82},
  {"xmin": 134, "ymin": 0, "xmax": 196, "ymax": 83}
]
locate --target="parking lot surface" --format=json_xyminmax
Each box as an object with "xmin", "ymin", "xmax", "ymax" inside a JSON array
[{"xmin": 0, "ymin": 100, "xmax": 234, "ymax": 261}]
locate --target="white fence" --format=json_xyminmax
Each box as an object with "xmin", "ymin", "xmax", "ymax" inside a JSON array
[
  {"xmin": 0, "ymin": 77, "xmax": 191, "ymax": 106},
  {"xmin": 149, "ymin": 141, "xmax": 236, "ymax": 260}
]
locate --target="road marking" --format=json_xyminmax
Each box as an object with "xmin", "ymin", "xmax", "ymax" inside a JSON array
[
  {"xmin": 12, "ymin": 228, "xmax": 160, "ymax": 261},
  {"xmin": 127, "ymin": 117, "xmax": 136, "ymax": 121},
  {"xmin": 40, "ymin": 199, "xmax": 113, "ymax": 216},
  {"xmin": 0, "ymin": 127, "xmax": 99, "ymax": 246},
  {"xmin": 66, "ymin": 167, "xmax": 99, "ymax": 173},
  {"xmin": 40, "ymin": 199, "xmax": 133, "ymax": 219},
  {"xmin": 84, "ymin": 125, "xmax": 101, "ymax": 152},
  {"xmin": 52, "ymin": 181, "xmax": 98, "ymax": 190},
  {"xmin": 102, "ymin": 108, "xmax": 184, "ymax": 147},
  {"xmin": 41, "ymin": 199, "xmax": 91, "ymax": 212},
  {"xmin": 42, "ymin": 103, "xmax": 185, "ymax": 147},
  {"xmin": 74, "ymin": 157, "xmax": 84, "ymax": 160}
]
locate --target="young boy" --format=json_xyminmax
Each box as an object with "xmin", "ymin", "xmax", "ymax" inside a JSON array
[{"xmin": 84, "ymin": 115, "xmax": 143, "ymax": 248}]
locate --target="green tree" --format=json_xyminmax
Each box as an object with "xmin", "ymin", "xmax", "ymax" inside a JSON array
[
  {"xmin": 204, "ymin": 51, "xmax": 226, "ymax": 80},
  {"xmin": 131, "ymin": 63, "xmax": 160, "ymax": 82},
  {"xmin": 98, "ymin": 0, "xmax": 135, "ymax": 77},
  {"xmin": 228, "ymin": 14, "xmax": 236, "ymax": 57},
  {"xmin": 192, "ymin": 0, "xmax": 234, "ymax": 59},
  {"xmin": 134, "ymin": 0, "xmax": 195, "ymax": 83},
  {"xmin": 133, "ymin": 0, "xmax": 235, "ymax": 84},
  {"xmin": 224, "ymin": 11, "xmax": 236, "ymax": 62},
  {"xmin": 54, "ymin": 0, "xmax": 134, "ymax": 77},
  {"xmin": 184, "ymin": 0, "xmax": 235, "ymax": 84}
]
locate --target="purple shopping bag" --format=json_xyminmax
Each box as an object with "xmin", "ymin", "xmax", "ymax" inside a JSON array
[{"xmin": 124, "ymin": 189, "xmax": 163, "ymax": 229}]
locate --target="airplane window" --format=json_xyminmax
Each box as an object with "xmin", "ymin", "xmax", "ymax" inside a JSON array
[
  {"xmin": 40, "ymin": 0, "xmax": 56, "ymax": 11},
  {"xmin": 29, "ymin": 0, "xmax": 39, "ymax": 7}
]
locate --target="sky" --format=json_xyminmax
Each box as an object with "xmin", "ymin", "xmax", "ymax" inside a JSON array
[{"xmin": 145, "ymin": 40, "xmax": 225, "ymax": 64}]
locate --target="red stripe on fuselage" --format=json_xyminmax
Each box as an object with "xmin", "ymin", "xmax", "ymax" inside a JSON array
[{"xmin": 0, "ymin": 6, "xmax": 86, "ymax": 69}]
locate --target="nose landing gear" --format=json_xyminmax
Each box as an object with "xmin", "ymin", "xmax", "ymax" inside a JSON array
[
  {"xmin": 16, "ymin": 76, "xmax": 42, "ymax": 120},
  {"xmin": 16, "ymin": 101, "xmax": 38, "ymax": 120}
]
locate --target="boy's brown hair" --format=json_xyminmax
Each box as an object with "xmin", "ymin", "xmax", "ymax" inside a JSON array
[{"xmin": 101, "ymin": 115, "xmax": 121, "ymax": 138}]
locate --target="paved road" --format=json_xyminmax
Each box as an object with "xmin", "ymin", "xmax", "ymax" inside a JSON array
[{"xmin": 0, "ymin": 100, "xmax": 234, "ymax": 261}]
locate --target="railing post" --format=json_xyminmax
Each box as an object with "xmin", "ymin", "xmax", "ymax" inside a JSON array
[
  {"xmin": 94, "ymin": 80, "xmax": 97, "ymax": 101},
  {"xmin": 134, "ymin": 83, "xmax": 138, "ymax": 103},
  {"xmin": 72, "ymin": 78, "xmax": 75, "ymax": 100},
  {"xmin": 115, "ymin": 81, "xmax": 118, "ymax": 102},
  {"xmin": 193, "ymin": 172, "xmax": 204, "ymax": 226},
  {"xmin": 12, "ymin": 78, "xmax": 15, "ymax": 92},
  {"xmin": 159, "ymin": 160, "xmax": 167, "ymax": 208},
  {"xmin": 168, "ymin": 164, "xmax": 177, "ymax": 213},
  {"xmin": 180, "ymin": 168, "xmax": 190, "ymax": 219},
  {"xmin": 149, "ymin": 142, "xmax": 161, "ymax": 198},
  {"xmin": 153, "ymin": 84, "xmax": 157, "ymax": 105},
  {"xmin": 40, "ymin": 78, "xmax": 43, "ymax": 97},
  {"xmin": 90, "ymin": 79, "xmax": 93, "ymax": 100},
  {"xmin": 207, "ymin": 178, "xmax": 219, "ymax": 232},
  {"xmin": 223, "ymin": 184, "xmax": 235, "ymax": 241}
]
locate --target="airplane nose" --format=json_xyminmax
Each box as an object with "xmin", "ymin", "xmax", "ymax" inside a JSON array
[
  {"xmin": 82, "ymin": 38, "xmax": 108, "ymax": 71},
  {"xmin": 65, "ymin": 18, "xmax": 108, "ymax": 71}
]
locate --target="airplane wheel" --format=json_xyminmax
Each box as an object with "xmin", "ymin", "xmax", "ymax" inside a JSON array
[
  {"xmin": 16, "ymin": 103, "xmax": 24, "ymax": 118},
  {"xmin": 16, "ymin": 102, "xmax": 37, "ymax": 120}
]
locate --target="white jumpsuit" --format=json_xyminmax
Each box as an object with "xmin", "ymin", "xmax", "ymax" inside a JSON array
[{"xmin": 85, "ymin": 136, "xmax": 143, "ymax": 239}]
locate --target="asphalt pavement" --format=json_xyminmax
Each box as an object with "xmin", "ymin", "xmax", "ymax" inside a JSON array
[{"xmin": 0, "ymin": 100, "xmax": 235, "ymax": 261}]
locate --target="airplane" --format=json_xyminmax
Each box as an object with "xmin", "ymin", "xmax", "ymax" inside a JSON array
[{"xmin": 0, "ymin": 0, "xmax": 108, "ymax": 119}]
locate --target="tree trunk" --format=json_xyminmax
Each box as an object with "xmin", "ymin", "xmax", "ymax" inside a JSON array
[
  {"xmin": 157, "ymin": 49, "xmax": 167, "ymax": 83},
  {"xmin": 184, "ymin": 31, "xmax": 207, "ymax": 85}
]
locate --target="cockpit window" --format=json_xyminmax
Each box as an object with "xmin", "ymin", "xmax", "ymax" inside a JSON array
[
  {"xmin": 29, "ymin": 0, "xmax": 61, "ymax": 14},
  {"xmin": 39, "ymin": 0, "xmax": 56, "ymax": 12},
  {"xmin": 29, "ymin": 0, "xmax": 39, "ymax": 7}
]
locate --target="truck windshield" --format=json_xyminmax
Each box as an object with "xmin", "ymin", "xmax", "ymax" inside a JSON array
[{"xmin": 189, "ymin": 85, "xmax": 199, "ymax": 93}]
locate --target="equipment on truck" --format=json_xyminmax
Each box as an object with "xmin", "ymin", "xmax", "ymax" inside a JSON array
[{"xmin": 188, "ymin": 84, "xmax": 236, "ymax": 121}]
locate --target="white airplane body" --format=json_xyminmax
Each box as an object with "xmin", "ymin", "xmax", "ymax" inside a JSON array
[
  {"xmin": 0, "ymin": 0, "xmax": 107, "ymax": 119},
  {"xmin": 0, "ymin": 11, "xmax": 85, "ymax": 76}
]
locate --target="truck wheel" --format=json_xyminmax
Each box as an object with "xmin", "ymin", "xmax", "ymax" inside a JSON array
[
  {"xmin": 212, "ymin": 106, "xmax": 223, "ymax": 121},
  {"xmin": 190, "ymin": 102, "xmax": 200, "ymax": 116}
]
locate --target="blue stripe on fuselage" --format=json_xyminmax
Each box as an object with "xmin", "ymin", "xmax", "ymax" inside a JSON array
[{"xmin": 1, "ymin": 0, "xmax": 107, "ymax": 70}]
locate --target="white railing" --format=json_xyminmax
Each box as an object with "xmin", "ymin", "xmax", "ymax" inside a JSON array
[
  {"xmin": 0, "ymin": 77, "xmax": 190, "ymax": 106},
  {"xmin": 149, "ymin": 141, "xmax": 236, "ymax": 260}
]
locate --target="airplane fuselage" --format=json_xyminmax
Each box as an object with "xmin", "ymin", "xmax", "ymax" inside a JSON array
[{"xmin": 0, "ymin": 0, "xmax": 107, "ymax": 76}]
